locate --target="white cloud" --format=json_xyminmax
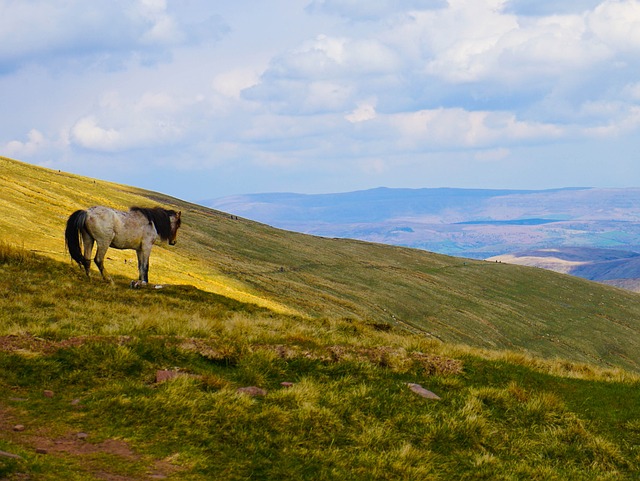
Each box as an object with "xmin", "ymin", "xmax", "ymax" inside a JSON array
[
  {"xmin": 71, "ymin": 117, "xmax": 122, "ymax": 151},
  {"xmin": 270, "ymin": 34, "xmax": 400, "ymax": 80},
  {"xmin": 68, "ymin": 90, "xmax": 203, "ymax": 152},
  {"xmin": 5, "ymin": 129, "xmax": 47, "ymax": 157},
  {"xmin": 346, "ymin": 101, "xmax": 377, "ymax": 123},
  {"xmin": 386, "ymin": 108, "xmax": 563, "ymax": 149},
  {"xmin": 212, "ymin": 70, "xmax": 260, "ymax": 99},
  {"xmin": 587, "ymin": 0, "xmax": 640, "ymax": 52},
  {"xmin": 3, "ymin": 1, "xmax": 640, "ymax": 199},
  {"xmin": 0, "ymin": 0, "xmax": 228, "ymax": 73}
]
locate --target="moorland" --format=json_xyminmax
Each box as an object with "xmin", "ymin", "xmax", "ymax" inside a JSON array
[{"xmin": 1, "ymin": 156, "xmax": 640, "ymax": 480}]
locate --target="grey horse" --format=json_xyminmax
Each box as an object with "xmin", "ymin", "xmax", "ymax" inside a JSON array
[{"xmin": 65, "ymin": 206, "xmax": 181, "ymax": 286}]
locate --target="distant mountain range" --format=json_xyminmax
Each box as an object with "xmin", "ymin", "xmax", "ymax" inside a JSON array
[{"xmin": 202, "ymin": 187, "xmax": 640, "ymax": 290}]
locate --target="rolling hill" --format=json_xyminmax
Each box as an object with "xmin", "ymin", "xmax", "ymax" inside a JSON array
[
  {"xmin": 204, "ymin": 187, "xmax": 640, "ymax": 259},
  {"xmin": 3, "ymin": 156, "xmax": 640, "ymax": 372},
  {"xmin": 3, "ymin": 156, "xmax": 640, "ymax": 480},
  {"xmin": 2, "ymin": 241, "xmax": 639, "ymax": 480}
]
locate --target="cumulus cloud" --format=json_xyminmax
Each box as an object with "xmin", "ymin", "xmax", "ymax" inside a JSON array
[
  {"xmin": 5, "ymin": 130, "xmax": 48, "ymax": 157},
  {"xmin": 3, "ymin": 1, "xmax": 640, "ymax": 198},
  {"xmin": 0, "ymin": 0, "xmax": 228, "ymax": 73},
  {"xmin": 212, "ymin": 70, "xmax": 261, "ymax": 99},
  {"xmin": 588, "ymin": 0, "xmax": 640, "ymax": 52},
  {"xmin": 377, "ymin": 108, "xmax": 563, "ymax": 151},
  {"xmin": 71, "ymin": 117, "xmax": 122, "ymax": 152},
  {"xmin": 248, "ymin": 0, "xmax": 640, "ymax": 132},
  {"xmin": 69, "ymin": 91, "xmax": 203, "ymax": 152},
  {"xmin": 346, "ymin": 101, "xmax": 377, "ymax": 123}
]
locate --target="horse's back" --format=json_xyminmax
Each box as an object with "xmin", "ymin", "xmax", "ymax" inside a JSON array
[{"xmin": 84, "ymin": 206, "xmax": 123, "ymax": 243}]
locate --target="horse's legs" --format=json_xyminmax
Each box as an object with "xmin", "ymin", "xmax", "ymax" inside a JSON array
[
  {"xmin": 135, "ymin": 248, "xmax": 150, "ymax": 284},
  {"xmin": 80, "ymin": 231, "xmax": 94, "ymax": 277},
  {"xmin": 94, "ymin": 242, "xmax": 113, "ymax": 283}
]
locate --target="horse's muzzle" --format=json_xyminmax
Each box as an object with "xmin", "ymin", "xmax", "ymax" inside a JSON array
[{"xmin": 169, "ymin": 240, "xmax": 177, "ymax": 246}]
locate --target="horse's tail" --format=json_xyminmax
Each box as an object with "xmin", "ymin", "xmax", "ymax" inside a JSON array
[{"xmin": 65, "ymin": 209, "xmax": 88, "ymax": 268}]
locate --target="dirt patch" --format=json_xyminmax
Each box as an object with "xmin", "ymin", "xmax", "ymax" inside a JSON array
[
  {"xmin": 31, "ymin": 433, "xmax": 181, "ymax": 480},
  {"xmin": 0, "ymin": 335, "xmax": 132, "ymax": 354},
  {"xmin": 32, "ymin": 434, "xmax": 138, "ymax": 459},
  {"xmin": 1, "ymin": 417, "xmax": 180, "ymax": 480}
]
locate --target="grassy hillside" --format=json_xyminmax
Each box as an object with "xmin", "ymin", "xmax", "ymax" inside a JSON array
[
  {"xmin": 3, "ymin": 156, "xmax": 640, "ymax": 373},
  {"xmin": 1, "ymin": 244, "xmax": 639, "ymax": 480}
]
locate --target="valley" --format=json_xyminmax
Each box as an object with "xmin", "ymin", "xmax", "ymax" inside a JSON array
[{"xmin": 205, "ymin": 187, "xmax": 640, "ymax": 288}]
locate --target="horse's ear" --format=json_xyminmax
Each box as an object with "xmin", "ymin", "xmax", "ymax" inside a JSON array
[{"xmin": 177, "ymin": 211, "xmax": 181, "ymax": 219}]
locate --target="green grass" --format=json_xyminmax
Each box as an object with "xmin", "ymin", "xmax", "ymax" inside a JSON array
[
  {"xmin": 4, "ymin": 156, "xmax": 640, "ymax": 372},
  {"xmin": 3, "ymin": 157, "xmax": 640, "ymax": 478},
  {"xmin": 1, "ymin": 245, "xmax": 639, "ymax": 480}
]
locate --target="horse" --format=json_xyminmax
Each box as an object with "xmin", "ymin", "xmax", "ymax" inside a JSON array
[{"xmin": 65, "ymin": 205, "xmax": 182, "ymax": 286}]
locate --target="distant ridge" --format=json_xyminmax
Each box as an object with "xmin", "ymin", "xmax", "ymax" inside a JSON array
[
  {"xmin": 204, "ymin": 187, "xmax": 574, "ymax": 224},
  {"xmin": 489, "ymin": 247, "xmax": 640, "ymax": 292},
  {"xmin": 203, "ymin": 186, "xmax": 640, "ymax": 261}
]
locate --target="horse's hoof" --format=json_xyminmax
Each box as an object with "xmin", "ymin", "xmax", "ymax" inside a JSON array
[{"xmin": 130, "ymin": 280, "xmax": 148, "ymax": 289}]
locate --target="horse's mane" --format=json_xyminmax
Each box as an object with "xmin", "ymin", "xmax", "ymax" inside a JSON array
[{"xmin": 130, "ymin": 207, "xmax": 179, "ymax": 241}]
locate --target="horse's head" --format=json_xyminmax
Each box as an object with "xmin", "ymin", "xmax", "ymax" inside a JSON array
[{"xmin": 169, "ymin": 211, "xmax": 182, "ymax": 245}]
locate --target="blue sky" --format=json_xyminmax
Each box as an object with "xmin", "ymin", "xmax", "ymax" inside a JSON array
[{"xmin": 2, "ymin": 0, "xmax": 640, "ymax": 201}]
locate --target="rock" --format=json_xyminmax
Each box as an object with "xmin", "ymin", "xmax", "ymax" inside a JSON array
[
  {"xmin": 43, "ymin": 390, "xmax": 54, "ymax": 398},
  {"xmin": 236, "ymin": 386, "xmax": 267, "ymax": 397},
  {"xmin": 407, "ymin": 383, "xmax": 441, "ymax": 400},
  {"xmin": 280, "ymin": 382, "xmax": 294, "ymax": 388},
  {"xmin": 13, "ymin": 425, "xmax": 25, "ymax": 432},
  {"xmin": 76, "ymin": 432, "xmax": 89, "ymax": 440},
  {"xmin": 71, "ymin": 398, "xmax": 82, "ymax": 406},
  {"xmin": 0, "ymin": 450, "xmax": 23, "ymax": 459},
  {"xmin": 35, "ymin": 448, "xmax": 48, "ymax": 455},
  {"xmin": 156, "ymin": 370, "xmax": 180, "ymax": 383}
]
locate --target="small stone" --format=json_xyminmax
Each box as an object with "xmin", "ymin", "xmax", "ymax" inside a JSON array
[
  {"xmin": 43, "ymin": 390, "xmax": 54, "ymax": 398},
  {"xmin": 280, "ymin": 382, "xmax": 294, "ymax": 388},
  {"xmin": 13, "ymin": 425, "xmax": 25, "ymax": 432},
  {"xmin": 407, "ymin": 383, "xmax": 441, "ymax": 400},
  {"xmin": 237, "ymin": 386, "xmax": 267, "ymax": 397},
  {"xmin": 35, "ymin": 448, "xmax": 48, "ymax": 455},
  {"xmin": 71, "ymin": 398, "xmax": 81, "ymax": 406},
  {"xmin": 156, "ymin": 370, "xmax": 180, "ymax": 383},
  {"xmin": 76, "ymin": 432, "xmax": 89, "ymax": 440}
]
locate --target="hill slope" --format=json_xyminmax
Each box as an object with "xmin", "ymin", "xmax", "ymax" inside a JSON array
[
  {"xmin": 3, "ymin": 156, "xmax": 640, "ymax": 372},
  {"xmin": 1, "ymin": 244, "xmax": 638, "ymax": 480}
]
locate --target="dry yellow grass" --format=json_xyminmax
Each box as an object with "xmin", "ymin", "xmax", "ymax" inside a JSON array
[
  {"xmin": 1, "ymin": 156, "xmax": 294, "ymax": 313},
  {"xmin": 4, "ymin": 156, "xmax": 640, "ymax": 373}
]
